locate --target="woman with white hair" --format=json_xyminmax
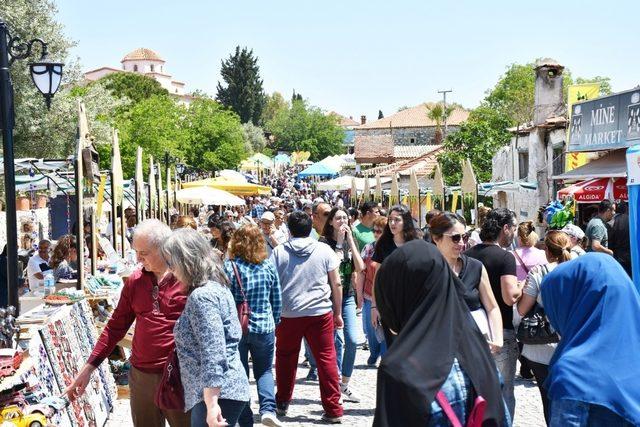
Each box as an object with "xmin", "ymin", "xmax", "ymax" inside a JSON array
[
  {"xmin": 162, "ymin": 228, "xmax": 250, "ymax": 427},
  {"xmin": 561, "ymin": 224, "xmax": 586, "ymax": 258}
]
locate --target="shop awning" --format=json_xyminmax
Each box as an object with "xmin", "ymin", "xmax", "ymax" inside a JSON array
[
  {"xmin": 553, "ymin": 150, "xmax": 627, "ymax": 180},
  {"xmin": 557, "ymin": 177, "xmax": 628, "ymax": 202}
]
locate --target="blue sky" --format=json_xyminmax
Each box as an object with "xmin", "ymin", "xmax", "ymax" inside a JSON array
[{"xmin": 56, "ymin": 0, "xmax": 640, "ymax": 121}]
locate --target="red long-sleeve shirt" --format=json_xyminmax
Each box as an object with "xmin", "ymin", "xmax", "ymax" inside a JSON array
[{"xmin": 87, "ymin": 268, "xmax": 187, "ymax": 373}]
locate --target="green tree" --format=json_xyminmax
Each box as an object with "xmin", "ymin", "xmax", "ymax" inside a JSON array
[
  {"xmin": 184, "ymin": 98, "xmax": 247, "ymax": 171},
  {"xmin": 426, "ymin": 102, "xmax": 455, "ymax": 144},
  {"xmin": 437, "ymin": 107, "xmax": 512, "ymax": 185},
  {"xmin": 267, "ymin": 99, "xmax": 343, "ymax": 160},
  {"xmin": 484, "ymin": 63, "xmax": 536, "ymax": 125},
  {"xmin": 261, "ymin": 92, "xmax": 289, "ymax": 124},
  {"xmin": 3, "ymin": 0, "xmax": 82, "ymax": 158},
  {"xmin": 241, "ymin": 122, "xmax": 267, "ymax": 153},
  {"xmin": 216, "ymin": 46, "xmax": 265, "ymax": 124},
  {"xmin": 575, "ymin": 76, "xmax": 613, "ymax": 96},
  {"xmin": 115, "ymin": 95, "xmax": 187, "ymax": 176},
  {"xmin": 99, "ymin": 72, "xmax": 169, "ymax": 103}
]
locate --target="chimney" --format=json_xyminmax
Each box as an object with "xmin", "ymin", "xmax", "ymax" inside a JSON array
[
  {"xmin": 360, "ymin": 115, "xmax": 366, "ymax": 125},
  {"xmin": 533, "ymin": 58, "xmax": 565, "ymax": 125}
]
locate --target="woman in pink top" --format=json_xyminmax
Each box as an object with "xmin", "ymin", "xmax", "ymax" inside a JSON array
[{"xmin": 511, "ymin": 221, "xmax": 547, "ymax": 282}]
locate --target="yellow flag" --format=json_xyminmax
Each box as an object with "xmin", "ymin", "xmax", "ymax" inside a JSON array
[
  {"xmin": 451, "ymin": 190, "xmax": 460, "ymax": 213},
  {"xmin": 566, "ymin": 84, "xmax": 600, "ymax": 171},
  {"xmin": 426, "ymin": 193, "xmax": 432, "ymax": 211},
  {"xmin": 96, "ymin": 175, "xmax": 107, "ymax": 219}
]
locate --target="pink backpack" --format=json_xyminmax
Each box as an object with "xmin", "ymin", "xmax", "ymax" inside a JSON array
[{"xmin": 435, "ymin": 391, "xmax": 487, "ymax": 427}]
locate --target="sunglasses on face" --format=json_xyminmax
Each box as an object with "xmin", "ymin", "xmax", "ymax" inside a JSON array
[{"xmin": 444, "ymin": 233, "xmax": 469, "ymax": 244}]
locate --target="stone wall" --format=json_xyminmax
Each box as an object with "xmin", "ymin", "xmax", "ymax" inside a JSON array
[{"xmin": 355, "ymin": 125, "xmax": 461, "ymax": 146}]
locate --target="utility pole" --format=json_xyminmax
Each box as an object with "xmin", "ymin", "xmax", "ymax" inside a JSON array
[{"xmin": 437, "ymin": 89, "xmax": 453, "ymax": 137}]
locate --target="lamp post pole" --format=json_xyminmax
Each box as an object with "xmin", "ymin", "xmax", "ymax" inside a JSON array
[{"xmin": 0, "ymin": 22, "xmax": 19, "ymax": 309}]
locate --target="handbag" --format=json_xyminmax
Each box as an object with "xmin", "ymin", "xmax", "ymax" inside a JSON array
[
  {"xmin": 231, "ymin": 261, "xmax": 251, "ymax": 336},
  {"xmin": 516, "ymin": 265, "xmax": 559, "ymax": 345},
  {"xmin": 435, "ymin": 390, "xmax": 486, "ymax": 427},
  {"xmin": 517, "ymin": 303, "xmax": 559, "ymax": 345},
  {"xmin": 154, "ymin": 348, "xmax": 185, "ymax": 411}
]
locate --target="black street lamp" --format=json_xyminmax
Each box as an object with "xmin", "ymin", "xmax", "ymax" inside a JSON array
[{"xmin": 0, "ymin": 20, "xmax": 63, "ymax": 310}]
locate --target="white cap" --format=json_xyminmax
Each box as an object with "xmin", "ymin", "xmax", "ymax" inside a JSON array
[
  {"xmin": 561, "ymin": 224, "xmax": 585, "ymax": 240},
  {"xmin": 260, "ymin": 211, "xmax": 275, "ymax": 222}
]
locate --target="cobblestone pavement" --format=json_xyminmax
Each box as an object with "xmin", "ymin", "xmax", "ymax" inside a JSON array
[{"xmin": 107, "ymin": 314, "xmax": 545, "ymax": 426}]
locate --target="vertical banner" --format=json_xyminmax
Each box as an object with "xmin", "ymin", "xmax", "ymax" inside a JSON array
[
  {"xmin": 389, "ymin": 173, "xmax": 399, "ymax": 206},
  {"xmin": 135, "ymin": 147, "xmax": 144, "ymax": 223},
  {"xmin": 111, "ymin": 129, "xmax": 125, "ymax": 257},
  {"xmin": 95, "ymin": 175, "xmax": 107, "ymax": 220},
  {"xmin": 409, "ymin": 170, "xmax": 420, "ymax": 221},
  {"xmin": 148, "ymin": 155, "xmax": 156, "ymax": 219},
  {"xmin": 350, "ymin": 177, "xmax": 358, "ymax": 206},
  {"xmin": 566, "ymin": 83, "xmax": 600, "ymax": 171},
  {"xmin": 375, "ymin": 174, "xmax": 382, "ymax": 202},
  {"xmin": 157, "ymin": 161, "xmax": 164, "ymax": 223},
  {"xmin": 626, "ymin": 145, "xmax": 640, "ymax": 291},
  {"xmin": 451, "ymin": 190, "xmax": 460, "ymax": 213}
]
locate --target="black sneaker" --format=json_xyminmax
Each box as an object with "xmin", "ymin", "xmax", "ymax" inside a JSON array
[
  {"xmin": 321, "ymin": 413, "xmax": 342, "ymax": 424},
  {"xmin": 276, "ymin": 401, "xmax": 289, "ymax": 417}
]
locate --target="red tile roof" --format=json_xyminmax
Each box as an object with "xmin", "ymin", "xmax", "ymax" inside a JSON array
[{"xmin": 357, "ymin": 103, "xmax": 469, "ymax": 130}]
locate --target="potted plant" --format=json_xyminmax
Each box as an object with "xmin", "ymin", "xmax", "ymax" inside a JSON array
[
  {"xmin": 16, "ymin": 191, "xmax": 30, "ymax": 211},
  {"xmin": 34, "ymin": 191, "xmax": 48, "ymax": 209}
]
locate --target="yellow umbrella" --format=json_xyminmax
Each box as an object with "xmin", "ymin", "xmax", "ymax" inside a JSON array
[
  {"xmin": 390, "ymin": 173, "xmax": 399, "ymax": 206},
  {"xmin": 375, "ymin": 174, "xmax": 382, "ymax": 201},
  {"xmin": 182, "ymin": 177, "xmax": 271, "ymax": 196},
  {"xmin": 363, "ymin": 176, "xmax": 371, "ymax": 202}
]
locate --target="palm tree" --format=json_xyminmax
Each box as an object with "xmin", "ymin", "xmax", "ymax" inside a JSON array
[{"xmin": 426, "ymin": 103, "xmax": 455, "ymax": 144}]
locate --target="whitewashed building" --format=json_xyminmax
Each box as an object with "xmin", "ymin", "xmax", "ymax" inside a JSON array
[{"xmin": 84, "ymin": 48, "xmax": 193, "ymax": 104}]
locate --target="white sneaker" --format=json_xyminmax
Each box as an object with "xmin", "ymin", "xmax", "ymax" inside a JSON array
[
  {"xmin": 340, "ymin": 383, "xmax": 361, "ymax": 403},
  {"xmin": 261, "ymin": 412, "xmax": 283, "ymax": 426}
]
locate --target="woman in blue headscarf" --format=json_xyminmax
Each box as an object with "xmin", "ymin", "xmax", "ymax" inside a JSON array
[{"xmin": 541, "ymin": 253, "xmax": 640, "ymax": 427}]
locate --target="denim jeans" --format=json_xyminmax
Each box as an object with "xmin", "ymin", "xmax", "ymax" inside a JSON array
[
  {"xmin": 362, "ymin": 298, "xmax": 386, "ymax": 363},
  {"xmin": 307, "ymin": 295, "xmax": 359, "ymax": 378},
  {"xmin": 549, "ymin": 399, "xmax": 636, "ymax": 427},
  {"xmin": 191, "ymin": 399, "xmax": 247, "ymax": 427},
  {"xmin": 492, "ymin": 329, "xmax": 518, "ymax": 420},
  {"xmin": 335, "ymin": 294, "xmax": 358, "ymax": 377},
  {"xmin": 237, "ymin": 332, "xmax": 276, "ymax": 426}
]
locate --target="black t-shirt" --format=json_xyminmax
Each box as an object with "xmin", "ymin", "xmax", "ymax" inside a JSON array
[
  {"xmin": 457, "ymin": 254, "xmax": 483, "ymax": 311},
  {"xmin": 464, "ymin": 243, "xmax": 516, "ymax": 329},
  {"xmin": 372, "ymin": 241, "xmax": 398, "ymax": 264}
]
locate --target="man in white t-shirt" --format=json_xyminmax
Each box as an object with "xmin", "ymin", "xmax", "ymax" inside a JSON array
[{"xmin": 27, "ymin": 240, "xmax": 51, "ymax": 291}]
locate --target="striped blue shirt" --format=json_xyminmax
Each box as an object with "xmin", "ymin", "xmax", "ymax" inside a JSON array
[{"xmin": 224, "ymin": 258, "xmax": 282, "ymax": 334}]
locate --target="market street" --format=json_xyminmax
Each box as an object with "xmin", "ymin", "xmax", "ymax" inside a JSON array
[{"xmin": 106, "ymin": 313, "xmax": 546, "ymax": 427}]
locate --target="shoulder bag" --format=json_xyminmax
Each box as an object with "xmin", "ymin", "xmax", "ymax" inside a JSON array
[
  {"xmin": 516, "ymin": 265, "xmax": 559, "ymax": 345},
  {"xmin": 154, "ymin": 348, "xmax": 185, "ymax": 411},
  {"xmin": 231, "ymin": 261, "xmax": 251, "ymax": 336},
  {"xmin": 435, "ymin": 390, "xmax": 487, "ymax": 427}
]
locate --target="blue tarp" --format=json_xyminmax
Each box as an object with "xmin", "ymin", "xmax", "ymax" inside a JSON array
[{"xmin": 298, "ymin": 162, "xmax": 339, "ymax": 178}]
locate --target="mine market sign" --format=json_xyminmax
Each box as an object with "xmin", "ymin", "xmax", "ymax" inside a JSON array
[{"xmin": 568, "ymin": 89, "xmax": 640, "ymax": 152}]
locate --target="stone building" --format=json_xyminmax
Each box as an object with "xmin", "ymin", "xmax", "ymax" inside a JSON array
[
  {"xmin": 84, "ymin": 48, "xmax": 193, "ymax": 105},
  {"xmin": 491, "ymin": 58, "xmax": 567, "ymax": 219},
  {"xmin": 354, "ymin": 103, "xmax": 468, "ymax": 164}
]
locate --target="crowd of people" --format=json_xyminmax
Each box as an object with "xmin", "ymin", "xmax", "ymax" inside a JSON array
[{"xmin": 55, "ymin": 171, "xmax": 638, "ymax": 427}]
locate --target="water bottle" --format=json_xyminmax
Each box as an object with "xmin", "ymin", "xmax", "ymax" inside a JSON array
[{"xmin": 44, "ymin": 272, "xmax": 55, "ymax": 296}]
